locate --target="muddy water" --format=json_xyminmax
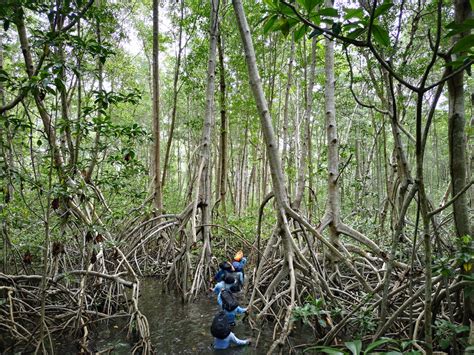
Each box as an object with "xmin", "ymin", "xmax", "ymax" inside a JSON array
[
  {"xmin": 139, "ymin": 279, "xmax": 276, "ymax": 354},
  {"xmin": 64, "ymin": 278, "xmax": 312, "ymax": 354}
]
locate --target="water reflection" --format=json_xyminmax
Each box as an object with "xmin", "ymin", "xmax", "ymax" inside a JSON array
[
  {"xmin": 139, "ymin": 279, "xmax": 264, "ymax": 354},
  {"xmin": 56, "ymin": 278, "xmax": 311, "ymax": 354}
]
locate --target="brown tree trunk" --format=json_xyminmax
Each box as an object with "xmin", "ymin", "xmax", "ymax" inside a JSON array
[{"xmin": 188, "ymin": 0, "xmax": 219, "ymax": 298}]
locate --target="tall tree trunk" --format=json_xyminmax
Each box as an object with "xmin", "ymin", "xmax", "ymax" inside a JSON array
[
  {"xmin": 323, "ymin": 0, "xmax": 341, "ymax": 250},
  {"xmin": 85, "ymin": 0, "xmax": 103, "ymax": 183},
  {"xmin": 447, "ymin": 0, "xmax": 473, "ymax": 323},
  {"xmin": 152, "ymin": 0, "xmax": 163, "ymax": 211},
  {"xmin": 0, "ymin": 23, "xmax": 13, "ymax": 273},
  {"xmin": 281, "ymin": 38, "xmax": 295, "ymax": 172},
  {"xmin": 161, "ymin": 0, "xmax": 184, "ymax": 189},
  {"xmin": 189, "ymin": 0, "xmax": 219, "ymax": 298},
  {"xmin": 294, "ymin": 37, "xmax": 316, "ymax": 210},
  {"xmin": 217, "ymin": 29, "xmax": 228, "ymax": 217}
]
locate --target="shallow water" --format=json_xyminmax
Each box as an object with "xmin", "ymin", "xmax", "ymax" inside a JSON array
[
  {"xmin": 55, "ymin": 278, "xmax": 312, "ymax": 354},
  {"xmin": 139, "ymin": 279, "xmax": 276, "ymax": 354}
]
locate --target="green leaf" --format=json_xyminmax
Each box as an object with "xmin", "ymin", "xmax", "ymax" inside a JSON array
[
  {"xmin": 275, "ymin": 18, "xmax": 290, "ymax": 36},
  {"xmin": 280, "ymin": 4, "xmax": 296, "ymax": 16},
  {"xmin": 454, "ymin": 325, "xmax": 469, "ymax": 333},
  {"xmin": 346, "ymin": 27, "xmax": 366, "ymax": 40},
  {"xmin": 263, "ymin": 14, "xmax": 278, "ymax": 34},
  {"xmin": 345, "ymin": 340, "xmax": 362, "ymax": 355},
  {"xmin": 294, "ymin": 24, "xmax": 309, "ymax": 41},
  {"xmin": 303, "ymin": 346, "xmax": 345, "ymax": 355},
  {"xmin": 54, "ymin": 77, "xmax": 66, "ymax": 92},
  {"xmin": 263, "ymin": 0, "xmax": 277, "ymax": 9},
  {"xmin": 374, "ymin": 1, "xmax": 393, "ymax": 17},
  {"xmin": 371, "ymin": 24, "xmax": 390, "ymax": 47},
  {"xmin": 0, "ymin": 70, "xmax": 8, "ymax": 82},
  {"xmin": 470, "ymin": 0, "xmax": 474, "ymax": 11},
  {"xmin": 319, "ymin": 7, "xmax": 339, "ymax": 17},
  {"xmin": 297, "ymin": 0, "xmax": 322, "ymax": 13},
  {"xmin": 344, "ymin": 8, "xmax": 364, "ymax": 20},
  {"xmin": 344, "ymin": 22, "xmax": 363, "ymax": 31},
  {"xmin": 364, "ymin": 338, "xmax": 397, "ymax": 354},
  {"xmin": 452, "ymin": 34, "xmax": 474, "ymax": 53},
  {"xmin": 445, "ymin": 19, "xmax": 474, "ymax": 37}
]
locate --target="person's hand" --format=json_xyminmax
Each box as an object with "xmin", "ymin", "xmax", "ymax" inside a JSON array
[{"xmin": 246, "ymin": 338, "xmax": 253, "ymax": 345}]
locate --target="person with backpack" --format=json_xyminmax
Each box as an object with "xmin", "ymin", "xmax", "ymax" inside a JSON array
[
  {"xmin": 213, "ymin": 261, "xmax": 234, "ymax": 283},
  {"xmin": 231, "ymin": 250, "xmax": 247, "ymax": 287},
  {"xmin": 212, "ymin": 274, "xmax": 238, "ymax": 296},
  {"xmin": 218, "ymin": 288, "xmax": 247, "ymax": 326},
  {"xmin": 210, "ymin": 311, "xmax": 251, "ymax": 350}
]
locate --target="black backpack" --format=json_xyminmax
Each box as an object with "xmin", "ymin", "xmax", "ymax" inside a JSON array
[
  {"xmin": 210, "ymin": 311, "xmax": 231, "ymax": 339},
  {"xmin": 221, "ymin": 289, "xmax": 238, "ymax": 311}
]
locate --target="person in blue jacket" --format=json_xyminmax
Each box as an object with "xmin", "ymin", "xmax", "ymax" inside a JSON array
[
  {"xmin": 218, "ymin": 296, "xmax": 247, "ymax": 326},
  {"xmin": 217, "ymin": 284, "xmax": 247, "ymax": 326},
  {"xmin": 213, "ymin": 261, "xmax": 234, "ymax": 283},
  {"xmin": 211, "ymin": 311, "xmax": 251, "ymax": 350},
  {"xmin": 212, "ymin": 274, "xmax": 236, "ymax": 297},
  {"xmin": 231, "ymin": 250, "xmax": 247, "ymax": 287}
]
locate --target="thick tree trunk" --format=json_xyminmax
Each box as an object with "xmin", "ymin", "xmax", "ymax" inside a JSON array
[
  {"xmin": 191, "ymin": 0, "xmax": 219, "ymax": 295},
  {"xmin": 447, "ymin": 0, "xmax": 473, "ymax": 324}
]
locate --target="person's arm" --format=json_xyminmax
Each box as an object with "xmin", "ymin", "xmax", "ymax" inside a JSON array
[
  {"xmin": 229, "ymin": 332, "xmax": 249, "ymax": 346},
  {"xmin": 241, "ymin": 257, "xmax": 247, "ymax": 267},
  {"xmin": 213, "ymin": 282, "xmax": 223, "ymax": 295},
  {"xmin": 236, "ymin": 306, "xmax": 247, "ymax": 314}
]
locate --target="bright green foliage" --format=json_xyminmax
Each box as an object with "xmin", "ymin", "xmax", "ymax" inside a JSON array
[
  {"xmin": 304, "ymin": 338, "xmax": 422, "ymax": 354},
  {"xmin": 434, "ymin": 320, "xmax": 469, "ymax": 350}
]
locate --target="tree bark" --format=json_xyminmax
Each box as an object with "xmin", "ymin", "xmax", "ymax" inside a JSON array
[
  {"xmin": 197, "ymin": 0, "xmax": 219, "ymax": 274},
  {"xmin": 281, "ymin": 38, "xmax": 295, "ymax": 172},
  {"xmin": 323, "ymin": 0, "xmax": 341, "ymax": 249},
  {"xmin": 294, "ymin": 37, "xmax": 316, "ymax": 210},
  {"xmin": 447, "ymin": 0, "xmax": 473, "ymax": 323},
  {"xmin": 85, "ymin": 1, "xmax": 103, "ymax": 184},
  {"xmin": 216, "ymin": 29, "xmax": 228, "ymax": 217},
  {"xmin": 161, "ymin": 0, "xmax": 184, "ymax": 190},
  {"xmin": 152, "ymin": 0, "xmax": 163, "ymax": 211}
]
